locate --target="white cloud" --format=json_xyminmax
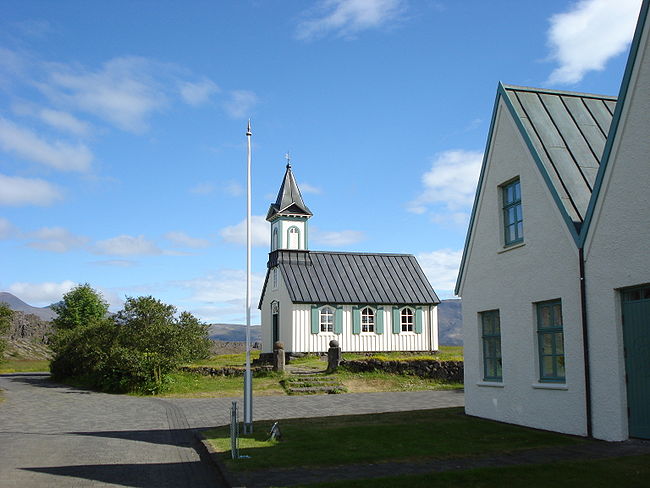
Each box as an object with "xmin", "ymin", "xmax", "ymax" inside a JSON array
[
  {"xmin": 8, "ymin": 280, "xmax": 77, "ymax": 306},
  {"xmin": 547, "ymin": 0, "xmax": 641, "ymax": 84},
  {"xmin": 179, "ymin": 79, "xmax": 219, "ymax": 106},
  {"xmin": 164, "ymin": 231, "xmax": 210, "ymax": 249},
  {"xmin": 220, "ymin": 215, "xmax": 269, "ymax": 247},
  {"xmin": 175, "ymin": 269, "xmax": 265, "ymax": 322},
  {"xmin": 300, "ymin": 182, "xmax": 322, "ymax": 194},
  {"xmin": 42, "ymin": 56, "xmax": 167, "ymax": 133},
  {"xmin": 0, "ymin": 117, "xmax": 92, "ymax": 171},
  {"xmin": 416, "ymin": 249, "xmax": 463, "ymax": 297},
  {"xmin": 93, "ymin": 234, "xmax": 162, "ymax": 256},
  {"xmin": 408, "ymin": 149, "xmax": 482, "ymax": 216},
  {"xmin": 0, "ymin": 217, "xmax": 16, "ymax": 239},
  {"xmin": 91, "ymin": 259, "xmax": 136, "ymax": 268},
  {"xmin": 27, "ymin": 226, "xmax": 88, "ymax": 253},
  {"xmin": 177, "ymin": 269, "xmax": 265, "ymax": 304},
  {"xmin": 312, "ymin": 229, "xmax": 365, "ymax": 246},
  {"xmin": 189, "ymin": 182, "xmax": 215, "ymax": 195},
  {"xmin": 223, "ymin": 90, "xmax": 258, "ymax": 119},
  {"xmin": 296, "ymin": 0, "xmax": 405, "ymax": 40},
  {"xmin": 225, "ymin": 181, "xmax": 244, "ymax": 197},
  {"xmin": 0, "ymin": 174, "xmax": 63, "ymax": 206},
  {"xmin": 38, "ymin": 108, "xmax": 90, "ymax": 136}
]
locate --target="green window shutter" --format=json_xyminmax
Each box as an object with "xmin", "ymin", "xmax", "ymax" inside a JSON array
[
  {"xmin": 392, "ymin": 306, "xmax": 400, "ymax": 334},
  {"xmin": 375, "ymin": 306, "xmax": 384, "ymax": 334},
  {"xmin": 311, "ymin": 305, "xmax": 319, "ymax": 334},
  {"xmin": 334, "ymin": 306, "xmax": 343, "ymax": 334},
  {"xmin": 415, "ymin": 306, "xmax": 423, "ymax": 334},
  {"xmin": 352, "ymin": 306, "xmax": 361, "ymax": 334}
]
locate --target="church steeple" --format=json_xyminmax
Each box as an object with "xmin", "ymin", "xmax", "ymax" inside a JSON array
[{"xmin": 267, "ymin": 157, "xmax": 312, "ymax": 252}]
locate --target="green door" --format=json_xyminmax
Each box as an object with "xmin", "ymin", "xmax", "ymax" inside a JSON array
[{"xmin": 622, "ymin": 286, "xmax": 650, "ymax": 439}]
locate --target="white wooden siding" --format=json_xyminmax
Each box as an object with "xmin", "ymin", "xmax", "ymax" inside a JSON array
[{"xmin": 291, "ymin": 304, "xmax": 437, "ymax": 353}]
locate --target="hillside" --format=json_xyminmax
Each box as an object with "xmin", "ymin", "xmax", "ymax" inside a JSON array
[
  {"xmin": 0, "ymin": 292, "xmax": 57, "ymax": 321},
  {"xmin": 438, "ymin": 299, "xmax": 463, "ymax": 346},
  {"xmin": 209, "ymin": 323, "xmax": 262, "ymax": 342}
]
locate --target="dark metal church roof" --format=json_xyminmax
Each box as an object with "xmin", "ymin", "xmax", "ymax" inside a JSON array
[{"xmin": 259, "ymin": 250, "xmax": 440, "ymax": 308}]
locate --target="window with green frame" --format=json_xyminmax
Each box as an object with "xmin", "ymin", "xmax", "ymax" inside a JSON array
[
  {"xmin": 481, "ymin": 310, "xmax": 502, "ymax": 381},
  {"xmin": 537, "ymin": 300, "xmax": 565, "ymax": 382},
  {"xmin": 502, "ymin": 179, "xmax": 523, "ymax": 245}
]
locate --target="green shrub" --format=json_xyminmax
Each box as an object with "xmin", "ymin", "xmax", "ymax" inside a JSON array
[{"xmin": 50, "ymin": 287, "xmax": 210, "ymax": 394}]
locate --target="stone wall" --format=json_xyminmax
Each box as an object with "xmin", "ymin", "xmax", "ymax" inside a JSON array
[{"xmin": 340, "ymin": 359, "xmax": 464, "ymax": 383}]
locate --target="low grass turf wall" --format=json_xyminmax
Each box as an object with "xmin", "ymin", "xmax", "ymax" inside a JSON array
[
  {"xmin": 179, "ymin": 365, "xmax": 273, "ymax": 377},
  {"xmin": 340, "ymin": 359, "xmax": 463, "ymax": 383}
]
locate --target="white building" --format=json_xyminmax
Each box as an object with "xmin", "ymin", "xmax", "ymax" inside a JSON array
[
  {"xmin": 455, "ymin": 1, "xmax": 650, "ymax": 441},
  {"xmin": 259, "ymin": 163, "xmax": 440, "ymax": 355}
]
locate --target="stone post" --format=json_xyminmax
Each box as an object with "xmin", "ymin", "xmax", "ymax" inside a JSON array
[
  {"xmin": 327, "ymin": 339, "xmax": 341, "ymax": 373},
  {"xmin": 273, "ymin": 341, "xmax": 285, "ymax": 372}
]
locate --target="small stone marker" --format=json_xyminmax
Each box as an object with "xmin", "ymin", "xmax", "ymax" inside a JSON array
[
  {"xmin": 273, "ymin": 341, "xmax": 285, "ymax": 372},
  {"xmin": 327, "ymin": 339, "xmax": 341, "ymax": 373}
]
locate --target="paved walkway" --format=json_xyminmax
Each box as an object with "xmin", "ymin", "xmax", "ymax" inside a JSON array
[{"xmin": 0, "ymin": 373, "xmax": 464, "ymax": 487}]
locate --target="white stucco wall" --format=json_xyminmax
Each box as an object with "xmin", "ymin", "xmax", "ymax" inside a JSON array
[
  {"xmin": 583, "ymin": 14, "xmax": 650, "ymax": 441},
  {"xmin": 459, "ymin": 100, "xmax": 587, "ymax": 436}
]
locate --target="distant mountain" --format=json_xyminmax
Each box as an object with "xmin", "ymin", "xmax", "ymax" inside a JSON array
[
  {"xmin": 209, "ymin": 323, "xmax": 262, "ymax": 342},
  {"xmin": 0, "ymin": 292, "xmax": 57, "ymax": 321},
  {"xmin": 438, "ymin": 299, "xmax": 462, "ymax": 346}
]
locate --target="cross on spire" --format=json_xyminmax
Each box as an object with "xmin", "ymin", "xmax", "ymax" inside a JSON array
[{"xmin": 284, "ymin": 151, "xmax": 291, "ymax": 168}]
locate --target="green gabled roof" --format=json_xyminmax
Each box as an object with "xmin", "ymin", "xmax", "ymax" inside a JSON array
[
  {"xmin": 501, "ymin": 84, "xmax": 616, "ymax": 230},
  {"xmin": 455, "ymin": 84, "xmax": 616, "ymax": 295},
  {"xmin": 266, "ymin": 164, "xmax": 312, "ymax": 221}
]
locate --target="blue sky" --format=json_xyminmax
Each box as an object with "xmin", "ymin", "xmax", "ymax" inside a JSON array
[{"xmin": 0, "ymin": 0, "xmax": 642, "ymax": 323}]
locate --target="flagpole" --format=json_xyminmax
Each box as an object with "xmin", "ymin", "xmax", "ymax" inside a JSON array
[{"xmin": 243, "ymin": 119, "xmax": 253, "ymax": 434}]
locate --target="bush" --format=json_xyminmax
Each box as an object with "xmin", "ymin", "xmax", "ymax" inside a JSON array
[{"xmin": 50, "ymin": 287, "xmax": 210, "ymax": 394}]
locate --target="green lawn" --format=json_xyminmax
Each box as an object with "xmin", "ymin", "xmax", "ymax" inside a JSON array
[
  {"xmin": 187, "ymin": 350, "xmax": 262, "ymax": 368},
  {"xmin": 0, "ymin": 359, "xmax": 50, "ymax": 374},
  {"xmin": 158, "ymin": 370, "xmax": 285, "ymax": 397},
  {"xmin": 303, "ymin": 454, "xmax": 650, "ymax": 488},
  {"xmin": 204, "ymin": 407, "xmax": 583, "ymax": 472}
]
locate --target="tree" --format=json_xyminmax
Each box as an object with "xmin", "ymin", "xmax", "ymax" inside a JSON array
[
  {"xmin": 50, "ymin": 289, "xmax": 210, "ymax": 394},
  {"xmin": 50, "ymin": 284, "xmax": 112, "ymax": 380},
  {"xmin": 52, "ymin": 284, "xmax": 109, "ymax": 331},
  {"xmin": 0, "ymin": 303, "xmax": 13, "ymax": 362},
  {"xmin": 107, "ymin": 296, "xmax": 211, "ymax": 391}
]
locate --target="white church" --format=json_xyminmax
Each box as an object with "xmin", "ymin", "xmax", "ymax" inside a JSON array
[{"xmin": 258, "ymin": 162, "xmax": 440, "ymax": 355}]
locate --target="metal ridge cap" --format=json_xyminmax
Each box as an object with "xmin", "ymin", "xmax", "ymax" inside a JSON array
[{"xmin": 501, "ymin": 83, "xmax": 617, "ymax": 101}]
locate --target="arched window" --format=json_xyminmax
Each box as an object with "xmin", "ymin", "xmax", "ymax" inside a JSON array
[
  {"xmin": 272, "ymin": 227, "xmax": 279, "ymax": 250},
  {"xmin": 272, "ymin": 267, "xmax": 278, "ymax": 289},
  {"xmin": 361, "ymin": 307, "xmax": 375, "ymax": 333},
  {"xmin": 287, "ymin": 226, "xmax": 300, "ymax": 249},
  {"xmin": 401, "ymin": 308, "xmax": 414, "ymax": 332},
  {"xmin": 320, "ymin": 306, "xmax": 334, "ymax": 332}
]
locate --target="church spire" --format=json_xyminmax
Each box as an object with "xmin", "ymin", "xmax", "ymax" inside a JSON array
[
  {"xmin": 267, "ymin": 156, "xmax": 312, "ymax": 252},
  {"xmin": 266, "ymin": 159, "xmax": 312, "ymax": 222}
]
